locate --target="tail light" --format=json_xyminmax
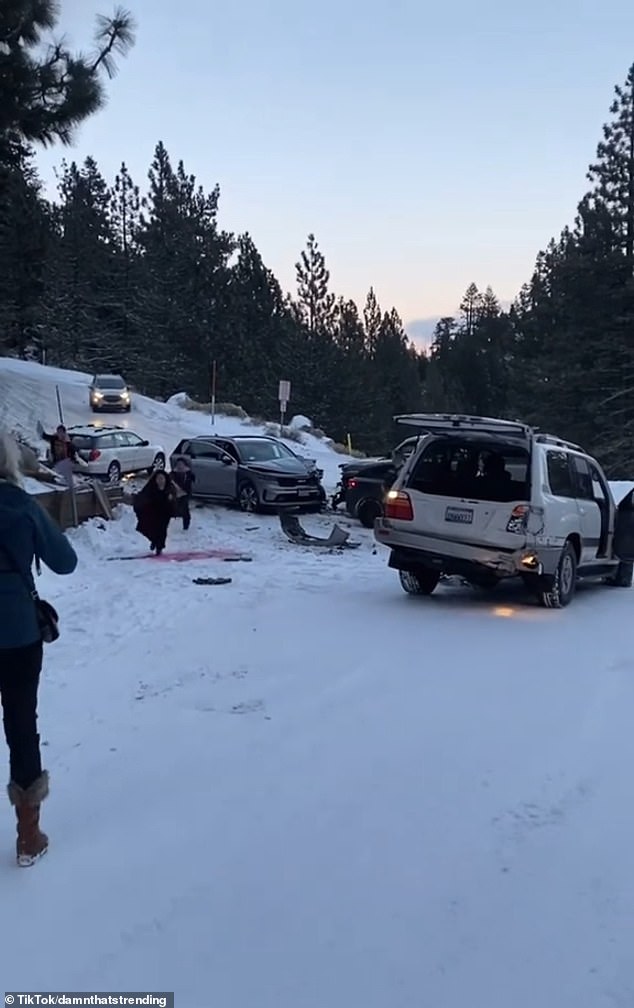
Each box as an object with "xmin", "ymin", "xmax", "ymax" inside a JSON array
[
  {"xmin": 385, "ymin": 490, "xmax": 413, "ymax": 521},
  {"xmin": 506, "ymin": 505, "xmax": 531, "ymax": 534},
  {"xmin": 346, "ymin": 478, "xmax": 357, "ymax": 489},
  {"xmin": 89, "ymin": 449, "xmax": 101, "ymax": 461}
]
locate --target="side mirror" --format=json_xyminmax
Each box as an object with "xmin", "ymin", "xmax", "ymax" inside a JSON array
[
  {"xmin": 221, "ymin": 455, "xmax": 234, "ymax": 465},
  {"xmin": 141, "ymin": 440, "xmax": 149, "ymax": 447}
]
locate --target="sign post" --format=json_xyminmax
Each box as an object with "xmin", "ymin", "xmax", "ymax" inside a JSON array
[{"xmin": 278, "ymin": 380, "xmax": 291, "ymax": 429}]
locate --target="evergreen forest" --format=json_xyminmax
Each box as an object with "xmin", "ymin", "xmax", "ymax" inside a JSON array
[{"xmin": 2, "ymin": 4, "xmax": 634, "ymax": 469}]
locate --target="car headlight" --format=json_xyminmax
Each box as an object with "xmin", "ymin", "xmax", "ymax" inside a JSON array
[
  {"xmin": 92, "ymin": 391, "xmax": 103, "ymax": 399},
  {"xmin": 122, "ymin": 391, "xmax": 130, "ymax": 400}
]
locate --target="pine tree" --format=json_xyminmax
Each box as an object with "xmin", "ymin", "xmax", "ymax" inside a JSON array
[
  {"xmin": 294, "ymin": 233, "xmax": 335, "ymax": 335},
  {"xmin": 109, "ymin": 162, "xmax": 143, "ymax": 369},
  {"xmin": 363, "ymin": 287, "xmax": 382, "ymax": 355},
  {"xmin": 586, "ymin": 63, "xmax": 634, "ymax": 264},
  {"xmin": 0, "ymin": 146, "xmax": 50, "ymax": 357},
  {"xmin": 42, "ymin": 156, "xmax": 119, "ymax": 368},
  {"xmin": 507, "ymin": 66, "xmax": 634, "ymax": 471},
  {"xmin": 369, "ymin": 308, "xmax": 422, "ymax": 447},
  {"xmin": 292, "ymin": 233, "xmax": 340, "ymax": 429},
  {"xmin": 136, "ymin": 143, "xmax": 234, "ymax": 397},
  {"xmin": 0, "ymin": 2, "xmax": 135, "ymax": 164},
  {"xmin": 224, "ymin": 233, "xmax": 292, "ymax": 413}
]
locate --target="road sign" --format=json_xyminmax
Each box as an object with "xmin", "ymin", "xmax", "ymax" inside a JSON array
[{"xmin": 278, "ymin": 380, "xmax": 291, "ymax": 402}]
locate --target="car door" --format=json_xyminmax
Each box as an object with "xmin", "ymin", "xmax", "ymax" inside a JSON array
[
  {"xmin": 569, "ymin": 453, "xmax": 602, "ymax": 563},
  {"xmin": 113, "ymin": 431, "xmax": 136, "ymax": 473},
  {"xmin": 122, "ymin": 431, "xmax": 147, "ymax": 469},
  {"xmin": 188, "ymin": 442, "xmax": 237, "ymax": 498}
]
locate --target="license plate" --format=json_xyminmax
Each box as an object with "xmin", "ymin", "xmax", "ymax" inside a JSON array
[{"xmin": 445, "ymin": 506, "xmax": 473, "ymax": 524}]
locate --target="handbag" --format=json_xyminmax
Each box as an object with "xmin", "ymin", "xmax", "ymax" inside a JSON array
[{"xmin": 0, "ymin": 541, "xmax": 59, "ymax": 644}]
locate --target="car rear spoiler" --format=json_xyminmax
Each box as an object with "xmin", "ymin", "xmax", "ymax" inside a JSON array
[{"xmin": 393, "ymin": 413, "xmax": 533, "ymax": 439}]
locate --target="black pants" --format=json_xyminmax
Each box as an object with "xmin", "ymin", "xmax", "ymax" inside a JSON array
[
  {"xmin": 181, "ymin": 497, "xmax": 191, "ymax": 530},
  {"xmin": 0, "ymin": 640, "xmax": 43, "ymax": 789}
]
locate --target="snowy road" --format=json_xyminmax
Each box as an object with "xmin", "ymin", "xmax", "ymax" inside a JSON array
[
  {"xmin": 2, "ymin": 356, "xmax": 634, "ymax": 1006},
  {"xmin": 2, "ymin": 504, "xmax": 634, "ymax": 1008}
]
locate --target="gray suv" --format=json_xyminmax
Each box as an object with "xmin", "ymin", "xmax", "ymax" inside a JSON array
[{"xmin": 169, "ymin": 435, "xmax": 326, "ymax": 513}]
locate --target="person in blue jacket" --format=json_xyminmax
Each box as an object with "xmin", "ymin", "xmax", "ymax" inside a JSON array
[{"xmin": 0, "ymin": 431, "xmax": 77, "ymax": 866}]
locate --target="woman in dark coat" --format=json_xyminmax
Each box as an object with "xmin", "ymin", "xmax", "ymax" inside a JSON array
[
  {"xmin": 0, "ymin": 430, "xmax": 77, "ymax": 866},
  {"xmin": 133, "ymin": 470, "xmax": 177, "ymax": 555}
]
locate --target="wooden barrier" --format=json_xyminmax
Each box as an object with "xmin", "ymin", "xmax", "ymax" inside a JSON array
[{"xmin": 29, "ymin": 480, "xmax": 128, "ymax": 531}]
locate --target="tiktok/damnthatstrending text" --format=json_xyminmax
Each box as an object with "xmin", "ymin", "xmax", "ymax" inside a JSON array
[{"xmin": 5, "ymin": 996, "xmax": 174, "ymax": 1007}]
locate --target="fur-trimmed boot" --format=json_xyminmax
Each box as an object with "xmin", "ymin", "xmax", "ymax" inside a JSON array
[{"xmin": 7, "ymin": 770, "xmax": 49, "ymax": 867}]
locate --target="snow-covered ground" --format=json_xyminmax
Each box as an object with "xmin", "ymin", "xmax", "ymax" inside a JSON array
[
  {"xmin": 0, "ymin": 356, "xmax": 349, "ymax": 491},
  {"xmin": 2, "ymin": 358, "xmax": 634, "ymax": 1007}
]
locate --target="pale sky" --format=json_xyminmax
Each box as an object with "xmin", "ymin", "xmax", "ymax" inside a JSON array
[{"xmin": 33, "ymin": 0, "xmax": 634, "ymax": 339}]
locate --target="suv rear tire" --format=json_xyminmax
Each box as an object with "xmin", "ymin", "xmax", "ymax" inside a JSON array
[
  {"xmin": 536, "ymin": 541, "xmax": 577, "ymax": 609},
  {"xmin": 398, "ymin": 568, "xmax": 440, "ymax": 596},
  {"xmin": 357, "ymin": 498, "xmax": 383, "ymax": 528}
]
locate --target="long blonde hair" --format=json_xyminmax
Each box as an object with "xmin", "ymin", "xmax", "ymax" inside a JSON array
[{"xmin": 0, "ymin": 430, "xmax": 23, "ymax": 486}]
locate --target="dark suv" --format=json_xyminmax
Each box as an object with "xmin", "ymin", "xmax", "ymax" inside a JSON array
[
  {"xmin": 333, "ymin": 437, "xmax": 419, "ymax": 527},
  {"xmin": 169, "ymin": 435, "xmax": 326, "ymax": 512}
]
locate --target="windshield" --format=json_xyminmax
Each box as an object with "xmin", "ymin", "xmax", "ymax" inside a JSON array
[
  {"xmin": 407, "ymin": 437, "xmax": 530, "ymax": 503},
  {"xmin": 96, "ymin": 377, "xmax": 125, "ymax": 389},
  {"xmin": 236, "ymin": 439, "xmax": 296, "ymax": 462}
]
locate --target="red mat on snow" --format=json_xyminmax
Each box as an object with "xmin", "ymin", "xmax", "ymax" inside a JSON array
[{"xmin": 106, "ymin": 548, "xmax": 252, "ymax": 562}]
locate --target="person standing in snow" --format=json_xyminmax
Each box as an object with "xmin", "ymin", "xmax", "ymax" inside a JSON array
[
  {"xmin": 0, "ymin": 430, "xmax": 77, "ymax": 866},
  {"xmin": 36, "ymin": 421, "xmax": 87, "ymax": 485},
  {"xmin": 133, "ymin": 469, "xmax": 178, "ymax": 555},
  {"xmin": 170, "ymin": 457, "xmax": 195, "ymax": 531}
]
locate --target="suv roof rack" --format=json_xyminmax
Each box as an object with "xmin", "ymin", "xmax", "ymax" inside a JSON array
[
  {"xmin": 393, "ymin": 413, "xmax": 533, "ymax": 438},
  {"xmin": 534, "ymin": 433, "xmax": 585, "ymax": 453},
  {"xmin": 68, "ymin": 423, "xmax": 125, "ymax": 432}
]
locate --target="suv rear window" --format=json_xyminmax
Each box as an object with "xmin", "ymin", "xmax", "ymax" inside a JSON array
[
  {"xmin": 69, "ymin": 435, "xmax": 94, "ymax": 451},
  {"xmin": 406, "ymin": 437, "xmax": 530, "ymax": 503}
]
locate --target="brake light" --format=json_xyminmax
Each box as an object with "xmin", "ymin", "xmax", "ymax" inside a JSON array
[
  {"xmin": 385, "ymin": 490, "xmax": 413, "ymax": 521},
  {"xmin": 89, "ymin": 449, "xmax": 101, "ymax": 461},
  {"xmin": 347, "ymin": 478, "xmax": 357, "ymax": 489},
  {"xmin": 506, "ymin": 505, "xmax": 528, "ymax": 534}
]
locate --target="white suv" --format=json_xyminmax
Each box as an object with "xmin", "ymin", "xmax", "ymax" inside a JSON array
[
  {"xmin": 67, "ymin": 425, "xmax": 165, "ymax": 482},
  {"xmin": 374, "ymin": 414, "xmax": 634, "ymax": 608}
]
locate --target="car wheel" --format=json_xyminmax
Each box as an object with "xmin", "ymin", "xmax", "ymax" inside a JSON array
[
  {"xmin": 152, "ymin": 452, "xmax": 165, "ymax": 471},
  {"xmin": 126, "ymin": 404, "xmax": 131, "ymax": 412},
  {"xmin": 356, "ymin": 498, "xmax": 383, "ymax": 528},
  {"xmin": 398, "ymin": 568, "xmax": 440, "ymax": 596},
  {"xmin": 537, "ymin": 541, "xmax": 577, "ymax": 608},
  {"xmin": 107, "ymin": 461, "xmax": 121, "ymax": 483},
  {"xmin": 237, "ymin": 480, "xmax": 260, "ymax": 513},
  {"xmin": 607, "ymin": 560, "xmax": 634, "ymax": 588}
]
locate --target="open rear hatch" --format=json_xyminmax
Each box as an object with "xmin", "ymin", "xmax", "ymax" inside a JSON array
[{"xmin": 391, "ymin": 415, "xmax": 535, "ymax": 549}]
